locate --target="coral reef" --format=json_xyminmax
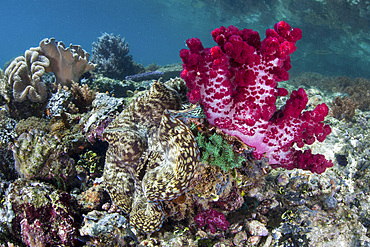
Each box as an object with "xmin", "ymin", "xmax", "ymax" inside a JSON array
[
  {"xmin": 102, "ymin": 80, "xmax": 200, "ymax": 233},
  {"xmin": 192, "ymin": 164, "xmax": 235, "ymax": 206},
  {"xmin": 14, "ymin": 116, "xmax": 48, "ymax": 136},
  {"xmin": 145, "ymin": 63, "xmax": 161, "ymax": 72},
  {"xmin": 164, "ymin": 77, "xmax": 189, "ymax": 103},
  {"xmin": 330, "ymin": 96, "xmax": 359, "ymax": 120},
  {"xmin": 0, "ymin": 110, "xmax": 17, "ymax": 149},
  {"xmin": 76, "ymin": 185, "xmax": 105, "ymax": 212},
  {"xmin": 47, "ymin": 81, "xmax": 97, "ymax": 117},
  {"xmin": 10, "ymin": 114, "xmax": 87, "ymax": 188},
  {"xmin": 38, "ymin": 38, "xmax": 95, "ymax": 87},
  {"xmin": 76, "ymin": 150, "xmax": 104, "ymax": 184},
  {"xmin": 343, "ymin": 77, "xmax": 370, "ymax": 111},
  {"xmin": 0, "ymin": 68, "xmax": 9, "ymax": 103},
  {"xmin": 79, "ymin": 210, "xmax": 136, "ymax": 246},
  {"xmin": 68, "ymin": 81, "xmax": 96, "ymax": 113},
  {"xmin": 0, "ymin": 110, "xmax": 18, "ymax": 181},
  {"xmin": 194, "ymin": 208, "xmax": 229, "ymax": 234},
  {"xmin": 3, "ymin": 38, "xmax": 95, "ymax": 104},
  {"xmin": 157, "ymin": 63, "xmax": 183, "ymax": 81},
  {"xmin": 91, "ymin": 33, "xmax": 144, "ymax": 80},
  {"xmin": 180, "ymin": 21, "xmax": 333, "ymax": 174},
  {"xmin": 0, "ymin": 148, "xmax": 16, "ymax": 182},
  {"xmin": 80, "ymin": 92, "xmax": 125, "ymax": 144},
  {"xmin": 4, "ymin": 51, "xmax": 49, "ymax": 102},
  {"xmin": 45, "ymin": 86, "xmax": 73, "ymax": 117},
  {"xmin": 290, "ymin": 74, "xmax": 370, "ymax": 112},
  {"xmin": 85, "ymin": 75, "xmax": 137, "ymax": 98},
  {"xmin": 0, "ymin": 19, "xmax": 369, "ymax": 245},
  {"xmin": 125, "ymin": 70, "xmax": 164, "ymax": 82},
  {"xmin": 1, "ymin": 38, "xmax": 94, "ymax": 109},
  {"xmin": 1, "ymin": 179, "xmax": 78, "ymax": 246}
]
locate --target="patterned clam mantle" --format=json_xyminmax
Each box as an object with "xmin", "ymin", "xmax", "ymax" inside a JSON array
[{"xmin": 102, "ymin": 81, "xmax": 200, "ymax": 233}]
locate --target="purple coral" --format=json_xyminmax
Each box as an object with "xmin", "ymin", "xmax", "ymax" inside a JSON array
[
  {"xmin": 194, "ymin": 208, "xmax": 229, "ymax": 234},
  {"xmin": 87, "ymin": 117, "xmax": 113, "ymax": 143},
  {"xmin": 19, "ymin": 202, "xmax": 75, "ymax": 246},
  {"xmin": 9, "ymin": 181, "xmax": 78, "ymax": 246},
  {"xmin": 180, "ymin": 22, "xmax": 333, "ymax": 174}
]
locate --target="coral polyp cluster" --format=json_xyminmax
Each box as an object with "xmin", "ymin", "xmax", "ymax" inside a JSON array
[{"xmin": 180, "ymin": 21, "xmax": 333, "ymax": 174}]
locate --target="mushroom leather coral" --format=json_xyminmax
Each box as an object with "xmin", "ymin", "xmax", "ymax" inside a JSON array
[
  {"xmin": 39, "ymin": 38, "xmax": 96, "ymax": 87},
  {"xmin": 180, "ymin": 21, "xmax": 333, "ymax": 174},
  {"xmin": 4, "ymin": 38, "xmax": 95, "ymax": 102},
  {"xmin": 5, "ymin": 50, "xmax": 50, "ymax": 102}
]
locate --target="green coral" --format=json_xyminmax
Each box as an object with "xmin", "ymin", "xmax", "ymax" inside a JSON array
[
  {"xmin": 77, "ymin": 150, "xmax": 100, "ymax": 174},
  {"xmin": 196, "ymin": 132, "xmax": 245, "ymax": 171}
]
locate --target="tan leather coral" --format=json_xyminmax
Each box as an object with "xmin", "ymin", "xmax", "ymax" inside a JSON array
[
  {"xmin": 39, "ymin": 38, "xmax": 95, "ymax": 87},
  {"xmin": 4, "ymin": 38, "xmax": 95, "ymax": 102},
  {"xmin": 5, "ymin": 50, "xmax": 49, "ymax": 102}
]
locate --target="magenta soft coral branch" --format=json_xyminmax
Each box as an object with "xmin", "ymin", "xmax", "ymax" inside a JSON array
[{"xmin": 180, "ymin": 21, "xmax": 333, "ymax": 174}]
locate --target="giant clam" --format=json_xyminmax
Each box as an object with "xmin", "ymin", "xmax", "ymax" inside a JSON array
[{"xmin": 102, "ymin": 80, "xmax": 199, "ymax": 233}]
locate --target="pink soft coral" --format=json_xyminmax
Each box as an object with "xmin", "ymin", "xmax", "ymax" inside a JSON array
[
  {"xmin": 180, "ymin": 21, "xmax": 333, "ymax": 174},
  {"xmin": 194, "ymin": 208, "xmax": 229, "ymax": 234}
]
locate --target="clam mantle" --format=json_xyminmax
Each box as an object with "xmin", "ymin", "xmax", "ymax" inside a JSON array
[{"xmin": 102, "ymin": 80, "xmax": 200, "ymax": 233}]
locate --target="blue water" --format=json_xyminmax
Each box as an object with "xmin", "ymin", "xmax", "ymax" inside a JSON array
[
  {"xmin": 0, "ymin": 0, "xmax": 218, "ymax": 67},
  {"xmin": 1, "ymin": 0, "xmax": 369, "ymax": 78}
]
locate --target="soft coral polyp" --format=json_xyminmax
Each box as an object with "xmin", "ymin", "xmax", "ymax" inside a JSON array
[{"xmin": 180, "ymin": 21, "xmax": 332, "ymax": 174}]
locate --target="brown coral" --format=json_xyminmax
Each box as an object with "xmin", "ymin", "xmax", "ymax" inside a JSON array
[
  {"xmin": 343, "ymin": 78, "xmax": 370, "ymax": 111},
  {"xmin": 331, "ymin": 96, "xmax": 358, "ymax": 120},
  {"xmin": 5, "ymin": 50, "xmax": 50, "ymax": 102},
  {"xmin": 4, "ymin": 38, "xmax": 95, "ymax": 103},
  {"xmin": 39, "ymin": 38, "xmax": 95, "ymax": 87},
  {"xmin": 69, "ymin": 81, "xmax": 97, "ymax": 112}
]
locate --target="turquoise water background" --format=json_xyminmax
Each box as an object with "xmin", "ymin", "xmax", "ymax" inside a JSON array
[{"xmin": 1, "ymin": 0, "xmax": 369, "ymax": 78}]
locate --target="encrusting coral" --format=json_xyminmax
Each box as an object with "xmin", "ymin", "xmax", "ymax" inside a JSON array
[
  {"xmin": 102, "ymin": 80, "xmax": 200, "ymax": 233},
  {"xmin": 3, "ymin": 179, "xmax": 78, "ymax": 246},
  {"xmin": 4, "ymin": 38, "xmax": 95, "ymax": 103}
]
